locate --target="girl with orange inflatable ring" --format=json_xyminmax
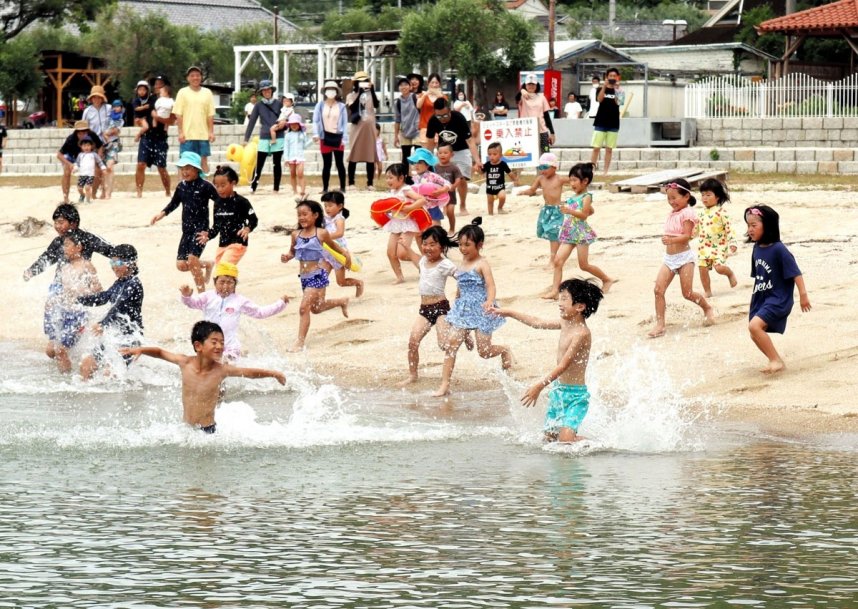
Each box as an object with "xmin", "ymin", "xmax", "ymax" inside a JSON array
[{"xmin": 379, "ymin": 163, "xmax": 428, "ymax": 284}]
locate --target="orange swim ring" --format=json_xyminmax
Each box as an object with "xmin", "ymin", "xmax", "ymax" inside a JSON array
[{"xmin": 370, "ymin": 197, "xmax": 432, "ymax": 232}]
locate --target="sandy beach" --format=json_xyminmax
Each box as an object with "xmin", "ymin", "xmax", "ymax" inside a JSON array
[{"xmin": 2, "ymin": 177, "xmax": 856, "ymax": 437}]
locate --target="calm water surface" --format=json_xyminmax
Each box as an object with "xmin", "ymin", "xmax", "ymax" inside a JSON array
[{"xmin": 0, "ymin": 343, "xmax": 856, "ymax": 608}]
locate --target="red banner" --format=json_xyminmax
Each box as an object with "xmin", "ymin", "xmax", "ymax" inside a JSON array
[{"xmin": 544, "ymin": 69, "xmax": 562, "ymax": 109}]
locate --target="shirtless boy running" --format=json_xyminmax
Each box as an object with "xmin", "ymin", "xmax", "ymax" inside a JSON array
[
  {"xmin": 522, "ymin": 153, "xmax": 569, "ymax": 287},
  {"xmin": 122, "ymin": 321, "xmax": 285, "ymax": 433},
  {"xmin": 493, "ymin": 279, "xmax": 603, "ymax": 443}
]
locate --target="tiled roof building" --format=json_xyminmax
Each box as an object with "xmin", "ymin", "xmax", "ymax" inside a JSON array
[
  {"xmin": 120, "ymin": 0, "xmax": 299, "ymax": 32},
  {"xmin": 757, "ymin": 0, "xmax": 858, "ymax": 33}
]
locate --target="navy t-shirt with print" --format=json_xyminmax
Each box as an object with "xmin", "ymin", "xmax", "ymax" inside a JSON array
[
  {"xmin": 749, "ymin": 241, "xmax": 802, "ymax": 333},
  {"xmin": 483, "ymin": 160, "xmax": 511, "ymax": 193}
]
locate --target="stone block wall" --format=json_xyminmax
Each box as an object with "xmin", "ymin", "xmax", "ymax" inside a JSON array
[{"xmin": 696, "ymin": 117, "xmax": 858, "ymax": 148}]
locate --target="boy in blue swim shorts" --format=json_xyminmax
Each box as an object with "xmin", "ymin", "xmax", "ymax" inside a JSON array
[{"xmin": 493, "ymin": 278, "xmax": 604, "ymax": 442}]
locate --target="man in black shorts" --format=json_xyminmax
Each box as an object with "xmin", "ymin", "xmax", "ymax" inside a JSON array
[{"xmin": 135, "ymin": 79, "xmax": 174, "ymax": 197}]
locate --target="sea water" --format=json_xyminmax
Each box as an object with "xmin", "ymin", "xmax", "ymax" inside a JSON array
[{"xmin": 1, "ymin": 340, "xmax": 856, "ymax": 608}]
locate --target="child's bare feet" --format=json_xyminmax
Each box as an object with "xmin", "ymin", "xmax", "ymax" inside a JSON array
[
  {"xmin": 702, "ymin": 306, "xmax": 716, "ymax": 326},
  {"xmin": 728, "ymin": 273, "xmax": 738, "ymax": 288},
  {"xmin": 287, "ymin": 342, "xmax": 306, "ymax": 353},
  {"xmin": 501, "ymin": 348, "xmax": 514, "ymax": 370},
  {"xmin": 458, "ymin": 207, "xmax": 469, "ymax": 216},
  {"xmin": 270, "ymin": 138, "xmax": 277, "ymax": 145},
  {"xmin": 397, "ymin": 374, "xmax": 418, "ymax": 387},
  {"xmin": 761, "ymin": 359, "xmax": 785, "ymax": 374},
  {"xmin": 433, "ymin": 382, "xmax": 450, "ymax": 397},
  {"xmin": 392, "ymin": 276, "xmax": 406, "ymax": 285},
  {"xmin": 602, "ymin": 278, "xmax": 617, "ymax": 293},
  {"xmin": 704, "ymin": 291, "xmax": 713, "ymax": 298},
  {"xmin": 540, "ymin": 290, "xmax": 559, "ymax": 300},
  {"xmin": 355, "ymin": 280, "xmax": 364, "ymax": 298},
  {"xmin": 341, "ymin": 300, "xmax": 349, "ymax": 318},
  {"xmin": 647, "ymin": 325, "xmax": 666, "ymax": 338}
]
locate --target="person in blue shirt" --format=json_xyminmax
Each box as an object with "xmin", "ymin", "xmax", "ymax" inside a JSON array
[{"xmin": 744, "ymin": 205, "xmax": 811, "ymax": 374}]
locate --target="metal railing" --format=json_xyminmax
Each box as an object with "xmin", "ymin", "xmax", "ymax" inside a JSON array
[{"xmin": 684, "ymin": 73, "xmax": 858, "ymax": 118}]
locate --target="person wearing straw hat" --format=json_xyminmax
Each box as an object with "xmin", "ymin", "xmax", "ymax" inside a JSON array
[
  {"xmin": 81, "ymin": 85, "xmax": 111, "ymax": 198},
  {"xmin": 345, "ymin": 70, "xmax": 379, "ymax": 190},
  {"xmin": 151, "ymin": 150, "xmax": 218, "ymax": 293},
  {"xmin": 312, "ymin": 80, "xmax": 348, "ymax": 192},
  {"xmin": 56, "ymin": 120, "xmax": 104, "ymax": 204},
  {"xmin": 173, "ymin": 65, "xmax": 216, "ymax": 174},
  {"xmin": 243, "ymin": 79, "xmax": 284, "ymax": 193}
]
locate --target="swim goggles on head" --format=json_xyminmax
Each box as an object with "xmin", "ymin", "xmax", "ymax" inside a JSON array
[
  {"xmin": 109, "ymin": 260, "xmax": 129, "ymax": 267},
  {"xmin": 664, "ymin": 182, "xmax": 690, "ymax": 192},
  {"xmin": 537, "ymin": 164, "xmax": 552, "ymax": 171}
]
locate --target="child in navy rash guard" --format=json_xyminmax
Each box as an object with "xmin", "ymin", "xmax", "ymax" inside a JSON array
[{"xmin": 151, "ymin": 151, "xmax": 218, "ymax": 292}]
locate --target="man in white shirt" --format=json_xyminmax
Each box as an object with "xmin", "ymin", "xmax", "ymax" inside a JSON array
[
  {"xmin": 588, "ymin": 76, "xmax": 600, "ymax": 118},
  {"xmin": 564, "ymin": 93, "xmax": 582, "ymax": 119}
]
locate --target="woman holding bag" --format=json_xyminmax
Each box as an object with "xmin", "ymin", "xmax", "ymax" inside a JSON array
[
  {"xmin": 244, "ymin": 80, "xmax": 284, "ymax": 193},
  {"xmin": 313, "ymin": 80, "xmax": 347, "ymax": 192},
  {"xmin": 345, "ymin": 70, "xmax": 379, "ymax": 190}
]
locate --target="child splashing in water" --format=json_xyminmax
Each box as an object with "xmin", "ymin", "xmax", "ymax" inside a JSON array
[
  {"xmin": 745, "ymin": 205, "xmax": 811, "ymax": 374},
  {"xmin": 648, "ymin": 178, "xmax": 716, "ymax": 338},
  {"xmin": 320, "ymin": 191, "xmax": 364, "ymax": 297},
  {"xmin": 384, "ymin": 163, "xmax": 427, "ymax": 284},
  {"xmin": 435, "ymin": 218, "xmax": 512, "ymax": 397},
  {"xmin": 544, "ymin": 162, "xmax": 615, "ymax": 299},
  {"xmin": 399, "ymin": 226, "xmax": 459, "ymax": 386},
  {"xmin": 697, "ymin": 178, "xmax": 738, "ymax": 297},
  {"xmin": 494, "ymin": 278, "xmax": 604, "ymax": 443},
  {"xmin": 281, "ymin": 200, "xmax": 351, "ymax": 352}
]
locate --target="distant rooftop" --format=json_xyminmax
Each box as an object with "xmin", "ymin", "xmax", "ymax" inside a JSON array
[
  {"xmin": 757, "ymin": 0, "xmax": 858, "ymax": 33},
  {"xmin": 120, "ymin": 0, "xmax": 299, "ymax": 32}
]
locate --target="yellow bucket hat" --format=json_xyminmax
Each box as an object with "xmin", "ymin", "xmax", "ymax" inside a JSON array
[{"xmin": 214, "ymin": 262, "xmax": 238, "ymax": 279}]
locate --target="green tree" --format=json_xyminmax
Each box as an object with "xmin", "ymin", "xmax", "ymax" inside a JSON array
[
  {"xmin": 735, "ymin": 5, "xmax": 784, "ymax": 58},
  {"xmin": 1, "ymin": 0, "xmax": 115, "ymax": 42},
  {"xmin": 400, "ymin": 0, "xmax": 535, "ymax": 93},
  {"xmin": 0, "ymin": 36, "xmax": 43, "ymax": 103},
  {"xmin": 320, "ymin": 6, "xmax": 404, "ymax": 40}
]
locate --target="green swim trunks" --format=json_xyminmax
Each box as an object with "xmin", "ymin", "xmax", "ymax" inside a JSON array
[{"xmin": 544, "ymin": 382, "xmax": 590, "ymax": 433}]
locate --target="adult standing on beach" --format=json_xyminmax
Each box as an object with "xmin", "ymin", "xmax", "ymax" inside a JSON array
[
  {"xmin": 56, "ymin": 121, "xmax": 103, "ymax": 203},
  {"xmin": 408, "ymin": 73, "xmax": 424, "ymax": 96},
  {"xmin": 490, "ymin": 91, "xmax": 509, "ymax": 120},
  {"xmin": 243, "ymin": 93, "xmax": 257, "ymax": 127},
  {"xmin": 244, "ymin": 80, "xmax": 284, "ymax": 193},
  {"xmin": 394, "ymin": 77, "xmax": 421, "ymax": 162},
  {"xmin": 518, "ymin": 73, "xmax": 555, "ymax": 153},
  {"xmin": 416, "ymin": 73, "xmax": 446, "ymax": 146},
  {"xmin": 590, "ymin": 67, "xmax": 624, "ymax": 176},
  {"xmin": 173, "ymin": 65, "xmax": 215, "ymax": 174},
  {"xmin": 588, "ymin": 75, "xmax": 601, "ymax": 118},
  {"xmin": 312, "ymin": 80, "xmax": 347, "ymax": 192},
  {"xmin": 0, "ymin": 121, "xmax": 7, "ymax": 174},
  {"xmin": 135, "ymin": 79, "xmax": 174, "ymax": 198},
  {"xmin": 345, "ymin": 71, "xmax": 378, "ymax": 190},
  {"xmin": 564, "ymin": 93, "xmax": 582, "ymax": 119},
  {"xmin": 424, "ymin": 97, "xmax": 481, "ymax": 215},
  {"xmin": 81, "ymin": 85, "xmax": 110, "ymax": 196}
]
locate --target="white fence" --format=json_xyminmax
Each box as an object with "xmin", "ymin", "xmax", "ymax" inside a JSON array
[{"xmin": 684, "ymin": 73, "xmax": 858, "ymax": 118}]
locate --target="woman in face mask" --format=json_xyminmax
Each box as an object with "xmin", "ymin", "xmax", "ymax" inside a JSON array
[
  {"xmin": 344, "ymin": 71, "xmax": 380, "ymax": 191},
  {"xmin": 312, "ymin": 80, "xmax": 348, "ymax": 192},
  {"xmin": 243, "ymin": 80, "xmax": 285, "ymax": 193}
]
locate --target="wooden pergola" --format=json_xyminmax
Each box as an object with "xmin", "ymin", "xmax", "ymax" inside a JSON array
[
  {"xmin": 757, "ymin": 0, "xmax": 858, "ymax": 78},
  {"xmin": 41, "ymin": 51, "xmax": 117, "ymax": 125}
]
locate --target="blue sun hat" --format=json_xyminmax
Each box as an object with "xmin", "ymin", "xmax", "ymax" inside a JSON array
[
  {"xmin": 176, "ymin": 151, "xmax": 205, "ymax": 177},
  {"xmin": 407, "ymin": 147, "xmax": 439, "ymax": 167}
]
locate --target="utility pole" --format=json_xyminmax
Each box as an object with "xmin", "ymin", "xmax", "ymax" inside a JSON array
[
  {"xmin": 609, "ymin": 0, "xmax": 616, "ymax": 31},
  {"xmin": 548, "ymin": 0, "xmax": 555, "ymax": 70}
]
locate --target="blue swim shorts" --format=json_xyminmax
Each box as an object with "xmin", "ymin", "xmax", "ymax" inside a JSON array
[
  {"xmin": 536, "ymin": 205, "xmax": 564, "ymax": 242},
  {"xmin": 300, "ymin": 268, "xmax": 329, "ymax": 290},
  {"xmin": 46, "ymin": 308, "xmax": 88, "ymax": 349},
  {"xmin": 179, "ymin": 140, "xmax": 212, "ymax": 158},
  {"xmin": 544, "ymin": 383, "xmax": 590, "ymax": 433}
]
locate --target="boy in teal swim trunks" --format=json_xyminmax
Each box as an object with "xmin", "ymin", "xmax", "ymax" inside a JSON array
[
  {"xmin": 493, "ymin": 278, "xmax": 603, "ymax": 442},
  {"xmin": 521, "ymin": 153, "xmax": 571, "ymax": 289}
]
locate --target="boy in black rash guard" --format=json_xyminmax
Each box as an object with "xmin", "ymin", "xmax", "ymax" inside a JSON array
[
  {"xmin": 23, "ymin": 203, "xmax": 113, "ymax": 363},
  {"xmin": 78, "ymin": 244, "xmax": 145, "ymax": 380},
  {"xmin": 196, "ymin": 165, "xmax": 258, "ymax": 266},
  {"xmin": 151, "ymin": 151, "xmax": 218, "ymax": 292}
]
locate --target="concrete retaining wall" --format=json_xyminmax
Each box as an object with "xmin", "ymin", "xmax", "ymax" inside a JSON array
[{"xmin": 695, "ymin": 117, "xmax": 858, "ymax": 148}]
